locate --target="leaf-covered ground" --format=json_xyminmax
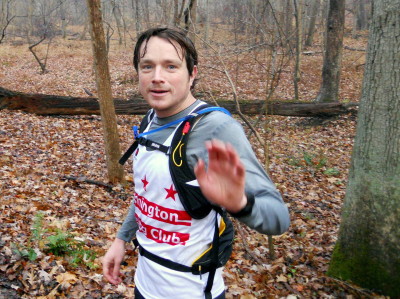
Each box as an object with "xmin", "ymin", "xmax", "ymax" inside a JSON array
[{"xmin": 0, "ymin": 34, "xmax": 385, "ymax": 298}]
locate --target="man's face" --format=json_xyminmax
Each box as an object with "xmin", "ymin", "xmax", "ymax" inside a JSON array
[{"xmin": 138, "ymin": 36, "xmax": 197, "ymax": 118}]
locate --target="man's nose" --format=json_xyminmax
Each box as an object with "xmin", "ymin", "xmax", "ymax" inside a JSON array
[{"xmin": 152, "ymin": 66, "xmax": 165, "ymax": 83}]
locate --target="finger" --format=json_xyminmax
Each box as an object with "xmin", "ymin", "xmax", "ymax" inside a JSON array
[
  {"xmin": 207, "ymin": 140, "xmax": 230, "ymax": 162},
  {"xmin": 225, "ymin": 145, "xmax": 245, "ymax": 175},
  {"xmin": 225, "ymin": 143, "xmax": 240, "ymax": 163},
  {"xmin": 103, "ymin": 265, "xmax": 117, "ymax": 284},
  {"xmin": 235, "ymin": 160, "xmax": 246, "ymax": 178},
  {"xmin": 194, "ymin": 159, "xmax": 206, "ymax": 179},
  {"xmin": 112, "ymin": 263, "xmax": 121, "ymax": 282}
]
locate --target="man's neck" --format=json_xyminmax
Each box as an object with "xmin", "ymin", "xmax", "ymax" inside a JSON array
[{"xmin": 154, "ymin": 99, "xmax": 203, "ymax": 125}]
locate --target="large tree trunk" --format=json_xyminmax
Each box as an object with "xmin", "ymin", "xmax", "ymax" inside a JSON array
[
  {"xmin": 315, "ymin": 0, "xmax": 345, "ymax": 103},
  {"xmin": 87, "ymin": 0, "xmax": 124, "ymax": 183},
  {"xmin": 328, "ymin": 1, "xmax": 400, "ymax": 297},
  {"xmin": 0, "ymin": 87, "xmax": 357, "ymax": 117}
]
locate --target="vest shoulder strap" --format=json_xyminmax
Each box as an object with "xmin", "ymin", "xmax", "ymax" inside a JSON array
[{"xmin": 118, "ymin": 109, "xmax": 155, "ymax": 165}]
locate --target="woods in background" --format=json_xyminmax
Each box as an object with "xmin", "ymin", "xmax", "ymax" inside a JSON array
[
  {"xmin": 0, "ymin": 0, "xmax": 371, "ymax": 103},
  {"xmin": 0, "ymin": 0, "xmax": 371, "ymax": 46}
]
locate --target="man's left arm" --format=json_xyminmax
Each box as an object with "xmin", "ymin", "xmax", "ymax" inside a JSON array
[{"xmin": 188, "ymin": 112, "xmax": 290, "ymax": 235}]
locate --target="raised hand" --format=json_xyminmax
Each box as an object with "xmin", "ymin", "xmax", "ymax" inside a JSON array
[{"xmin": 194, "ymin": 139, "xmax": 247, "ymax": 213}]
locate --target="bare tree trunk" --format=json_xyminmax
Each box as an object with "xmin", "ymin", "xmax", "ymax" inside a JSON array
[
  {"xmin": 59, "ymin": 0, "xmax": 67, "ymax": 39},
  {"xmin": 0, "ymin": 0, "xmax": 15, "ymax": 44},
  {"xmin": 285, "ymin": 0, "xmax": 294, "ymax": 45},
  {"xmin": 111, "ymin": 0, "xmax": 123, "ymax": 45},
  {"xmin": 186, "ymin": 0, "xmax": 197, "ymax": 43},
  {"xmin": 328, "ymin": 2, "xmax": 400, "ymax": 297},
  {"xmin": 204, "ymin": 0, "xmax": 209, "ymax": 43},
  {"xmin": 315, "ymin": 0, "xmax": 345, "ymax": 103},
  {"xmin": 173, "ymin": 0, "xmax": 179, "ymax": 26},
  {"xmin": 305, "ymin": 0, "xmax": 321, "ymax": 47},
  {"xmin": 132, "ymin": 0, "xmax": 141, "ymax": 35},
  {"xmin": 178, "ymin": 0, "xmax": 186, "ymax": 26},
  {"xmin": 356, "ymin": 0, "xmax": 368, "ymax": 30},
  {"xmin": 80, "ymin": 18, "xmax": 89, "ymax": 40},
  {"xmin": 86, "ymin": 0, "xmax": 124, "ymax": 184},
  {"xmin": 27, "ymin": 0, "xmax": 35, "ymax": 44},
  {"xmin": 141, "ymin": 0, "xmax": 150, "ymax": 27},
  {"xmin": 28, "ymin": 36, "xmax": 50, "ymax": 74},
  {"xmin": 293, "ymin": 0, "xmax": 303, "ymax": 100}
]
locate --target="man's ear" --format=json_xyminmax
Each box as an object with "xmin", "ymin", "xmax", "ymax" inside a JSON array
[{"xmin": 189, "ymin": 65, "xmax": 198, "ymax": 86}]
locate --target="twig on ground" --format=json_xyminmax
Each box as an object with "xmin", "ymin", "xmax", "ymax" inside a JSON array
[
  {"xmin": 63, "ymin": 175, "xmax": 113, "ymax": 189},
  {"xmin": 84, "ymin": 216, "xmax": 123, "ymax": 224},
  {"xmin": 61, "ymin": 175, "xmax": 131, "ymax": 201}
]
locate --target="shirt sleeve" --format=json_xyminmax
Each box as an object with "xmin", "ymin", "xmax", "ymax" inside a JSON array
[
  {"xmin": 186, "ymin": 111, "xmax": 290, "ymax": 235},
  {"xmin": 116, "ymin": 201, "xmax": 139, "ymax": 242}
]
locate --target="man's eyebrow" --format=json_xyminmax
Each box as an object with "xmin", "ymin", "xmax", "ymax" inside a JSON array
[
  {"xmin": 139, "ymin": 58, "xmax": 183, "ymax": 65},
  {"xmin": 139, "ymin": 58, "xmax": 152, "ymax": 64},
  {"xmin": 164, "ymin": 59, "xmax": 183, "ymax": 64}
]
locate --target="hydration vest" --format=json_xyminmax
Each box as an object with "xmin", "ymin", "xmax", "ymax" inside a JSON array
[{"xmin": 119, "ymin": 104, "xmax": 235, "ymax": 299}]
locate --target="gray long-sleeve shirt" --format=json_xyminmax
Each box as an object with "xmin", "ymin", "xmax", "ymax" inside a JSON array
[{"xmin": 117, "ymin": 100, "xmax": 290, "ymax": 242}]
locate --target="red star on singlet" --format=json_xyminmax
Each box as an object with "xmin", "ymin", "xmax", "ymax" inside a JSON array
[
  {"xmin": 164, "ymin": 184, "xmax": 178, "ymax": 201},
  {"xmin": 141, "ymin": 175, "xmax": 149, "ymax": 191}
]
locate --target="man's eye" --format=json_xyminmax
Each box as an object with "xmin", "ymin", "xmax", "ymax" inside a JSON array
[
  {"xmin": 141, "ymin": 65, "xmax": 152, "ymax": 70},
  {"xmin": 167, "ymin": 65, "xmax": 176, "ymax": 70}
]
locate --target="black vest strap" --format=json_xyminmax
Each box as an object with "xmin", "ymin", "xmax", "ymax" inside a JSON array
[
  {"xmin": 204, "ymin": 214, "xmax": 220, "ymax": 299},
  {"xmin": 119, "ymin": 140, "xmax": 138, "ymax": 165},
  {"xmin": 137, "ymin": 137, "xmax": 170, "ymax": 154},
  {"xmin": 134, "ymin": 240, "xmax": 221, "ymax": 276}
]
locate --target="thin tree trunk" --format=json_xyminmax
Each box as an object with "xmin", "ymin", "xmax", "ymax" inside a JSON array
[
  {"xmin": 28, "ymin": 36, "xmax": 48, "ymax": 74},
  {"xmin": 133, "ymin": 0, "xmax": 141, "ymax": 35},
  {"xmin": 293, "ymin": 0, "xmax": 303, "ymax": 100},
  {"xmin": 285, "ymin": 0, "xmax": 294, "ymax": 45},
  {"xmin": 80, "ymin": 18, "xmax": 89, "ymax": 40},
  {"xmin": 356, "ymin": 0, "xmax": 368, "ymax": 30},
  {"xmin": 27, "ymin": 0, "xmax": 34, "ymax": 44},
  {"xmin": 187, "ymin": 0, "xmax": 197, "ymax": 43},
  {"xmin": 60, "ymin": 0, "xmax": 67, "ymax": 39},
  {"xmin": 204, "ymin": 0, "xmax": 210, "ymax": 42},
  {"xmin": 328, "ymin": 2, "xmax": 400, "ymax": 297},
  {"xmin": 315, "ymin": 0, "xmax": 345, "ymax": 103},
  {"xmin": 305, "ymin": 0, "xmax": 321, "ymax": 47},
  {"xmin": 0, "ymin": 0, "xmax": 15, "ymax": 44},
  {"xmin": 86, "ymin": 0, "xmax": 124, "ymax": 183},
  {"xmin": 141, "ymin": 0, "xmax": 150, "ymax": 27},
  {"xmin": 111, "ymin": 0, "xmax": 123, "ymax": 45},
  {"xmin": 173, "ymin": 0, "xmax": 179, "ymax": 26}
]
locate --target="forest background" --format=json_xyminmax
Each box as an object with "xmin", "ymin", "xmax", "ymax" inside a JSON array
[{"xmin": 0, "ymin": 0, "xmax": 382, "ymax": 298}]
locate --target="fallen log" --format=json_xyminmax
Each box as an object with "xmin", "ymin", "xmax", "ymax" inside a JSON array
[{"xmin": 0, "ymin": 87, "xmax": 358, "ymax": 117}]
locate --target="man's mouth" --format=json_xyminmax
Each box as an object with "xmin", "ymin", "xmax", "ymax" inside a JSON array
[{"xmin": 150, "ymin": 89, "xmax": 169, "ymax": 96}]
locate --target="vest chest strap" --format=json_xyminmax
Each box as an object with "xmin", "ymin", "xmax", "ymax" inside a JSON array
[{"xmin": 137, "ymin": 137, "xmax": 170, "ymax": 154}]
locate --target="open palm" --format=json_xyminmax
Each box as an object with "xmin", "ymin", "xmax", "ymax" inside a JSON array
[{"xmin": 194, "ymin": 139, "xmax": 247, "ymax": 213}]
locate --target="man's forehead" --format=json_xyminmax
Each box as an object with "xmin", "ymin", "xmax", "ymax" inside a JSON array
[{"xmin": 139, "ymin": 36, "xmax": 184, "ymax": 61}]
